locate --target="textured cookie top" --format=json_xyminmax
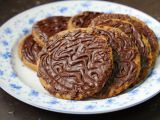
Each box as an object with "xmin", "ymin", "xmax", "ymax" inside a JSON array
[
  {"xmin": 90, "ymin": 13, "xmax": 159, "ymax": 63},
  {"xmin": 89, "ymin": 18, "xmax": 152, "ymax": 81},
  {"xmin": 37, "ymin": 28, "xmax": 113, "ymax": 100},
  {"xmin": 21, "ymin": 35, "xmax": 42, "ymax": 64},
  {"xmin": 68, "ymin": 11, "xmax": 102, "ymax": 28},
  {"xmin": 90, "ymin": 26, "xmax": 141, "ymax": 98},
  {"xmin": 90, "ymin": 19, "xmax": 148, "ymax": 56},
  {"xmin": 32, "ymin": 16, "xmax": 70, "ymax": 43}
]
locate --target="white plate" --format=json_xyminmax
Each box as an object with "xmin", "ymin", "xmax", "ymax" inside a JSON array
[{"xmin": 0, "ymin": 0, "xmax": 160, "ymax": 114}]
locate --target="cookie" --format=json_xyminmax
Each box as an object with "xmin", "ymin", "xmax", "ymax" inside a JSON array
[
  {"xmin": 19, "ymin": 35, "xmax": 42, "ymax": 71},
  {"xmin": 90, "ymin": 26, "xmax": 141, "ymax": 98},
  {"xmin": 68, "ymin": 11, "xmax": 102, "ymax": 29},
  {"xmin": 32, "ymin": 16, "xmax": 70, "ymax": 46},
  {"xmin": 37, "ymin": 28, "xmax": 113, "ymax": 100},
  {"xmin": 90, "ymin": 13, "xmax": 159, "ymax": 80},
  {"xmin": 89, "ymin": 19, "xmax": 152, "ymax": 83}
]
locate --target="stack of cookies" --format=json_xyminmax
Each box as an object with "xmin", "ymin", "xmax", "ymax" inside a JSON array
[{"xmin": 19, "ymin": 11, "xmax": 159, "ymax": 100}]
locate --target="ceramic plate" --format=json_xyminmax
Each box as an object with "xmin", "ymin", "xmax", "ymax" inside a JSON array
[{"xmin": 0, "ymin": 0, "xmax": 160, "ymax": 114}]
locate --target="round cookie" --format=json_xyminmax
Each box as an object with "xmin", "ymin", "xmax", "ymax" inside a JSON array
[
  {"xmin": 32, "ymin": 16, "xmax": 70, "ymax": 46},
  {"xmin": 68, "ymin": 11, "xmax": 102, "ymax": 29},
  {"xmin": 19, "ymin": 35, "xmax": 42, "ymax": 71},
  {"xmin": 89, "ymin": 19, "xmax": 152, "ymax": 83},
  {"xmin": 90, "ymin": 26, "xmax": 141, "ymax": 98},
  {"xmin": 37, "ymin": 28, "xmax": 113, "ymax": 100},
  {"xmin": 90, "ymin": 13, "xmax": 159, "ymax": 79}
]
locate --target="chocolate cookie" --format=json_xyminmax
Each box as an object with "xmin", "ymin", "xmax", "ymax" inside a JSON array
[
  {"xmin": 68, "ymin": 11, "xmax": 102, "ymax": 29},
  {"xmin": 32, "ymin": 16, "xmax": 70, "ymax": 46},
  {"xmin": 89, "ymin": 19, "xmax": 152, "ymax": 84},
  {"xmin": 19, "ymin": 35, "xmax": 42, "ymax": 71},
  {"xmin": 90, "ymin": 14, "xmax": 159, "ymax": 80},
  {"xmin": 90, "ymin": 26, "xmax": 141, "ymax": 98},
  {"xmin": 37, "ymin": 28, "xmax": 113, "ymax": 100}
]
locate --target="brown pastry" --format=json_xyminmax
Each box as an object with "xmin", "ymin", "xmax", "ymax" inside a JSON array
[
  {"xmin": 89, "ymin": 14, "xmax": 159, "ymax": 80},
  {"xmin": 68, "ymin": 11, "xmax": 102, "ymax": 29},
  {"xmin": 19, "ymin": 35, "xmax": 42, "ymax": 71},
  {"xmin": 32, "ymin": 16, "xmax": 70, "ymax": 46},
  {"xmin": 89, "ymin": 18, "xmax": 152, "ymax": 84},
  {"xmin": 90, "ymin": 26, "xmax": 141, "ymax": 98},
  {"xmin": 37, "ymin": 28, "xmax": 113, "ymax": 100}
]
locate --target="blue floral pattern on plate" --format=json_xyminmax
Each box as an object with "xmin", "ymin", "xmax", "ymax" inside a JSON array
[{"xmin": 0, "ymin": 1, "xmax": 160, "ymax": 114}]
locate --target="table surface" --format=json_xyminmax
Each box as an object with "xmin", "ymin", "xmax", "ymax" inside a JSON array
[{"xmin": 1, "ymin": 0, "xmax": 160, "ymax": 120}]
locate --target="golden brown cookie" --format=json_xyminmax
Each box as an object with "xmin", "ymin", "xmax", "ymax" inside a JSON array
[
  {"xmin": 89, "ymin": 14, "xmax": 159, "ymax": 81},
  {"xmin": 90, "ymin": 26, "xmax": 141, "ymax": 98},
  {"xmin": 37, "ymin": 28, "xmax": 113, "ymax": 100},
  {"xmin": 89, "ymin": 18, "xmax": 152, "ymax": 84},
  {"xmin": 19, "ymin": 35, "xmax": 42, "ymax": 71},
  {"xmin": 32, "ymin": 16, "xmax": 70, "ymax": 46},
  {"xmin": 68, "ymin": 11, "xmax": 102, "ymax": 29}
]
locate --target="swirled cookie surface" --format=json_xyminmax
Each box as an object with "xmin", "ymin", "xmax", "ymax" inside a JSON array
[
  {"xmin": 68, "ymin": 11, "xmax": 102, "ymax": 29},
  {"xmin": 37, "ymin": 28, "xmax": 113, "ymax": 100},
  {"xmin": 90, "ymin": 14, "xmax": 158, "ymax": 79},
  {"xmin": 89, "ymin": 18, "xmax": 152, "ymax": 83},
  {"xmin": 32, "ymin": 16, "xmax": 70, "ymax": 46},
  {"xmin": 21, "ymin": 35, "xmax": 41, "ymax": 64},
  {"xmin": 90, "ymin": 26, "xmax": 141, "ymax": 98},
  {"xmin": 19, "ymin": 35, "xmax": 42, "ymax": 71}
]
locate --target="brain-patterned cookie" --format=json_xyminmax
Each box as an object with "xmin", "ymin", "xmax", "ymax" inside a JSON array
[
  {"xmin": 90, "ymin": 14, "xmax": 159, "ymax": 80},
  {"xmin": 68, "ymin": 11, "xmax": 102, "ymax": 29},
  {"xmin": 89, "ymin": 18, "xmax": 152, "ymax": 84},
  {"xmin": 37, "ymin": 28, "xmax": 113, "ymax": 100},
  {"xmin": 90, "ymin": 26, "xmax": 141, "ymax": 98},
  {"xmin": 32, "ymin": 16, "xmax": 70, "ymax": 46},
  {"xmin": 19, "ymin": 35, "xmax": 42, "ymax": 71}
]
